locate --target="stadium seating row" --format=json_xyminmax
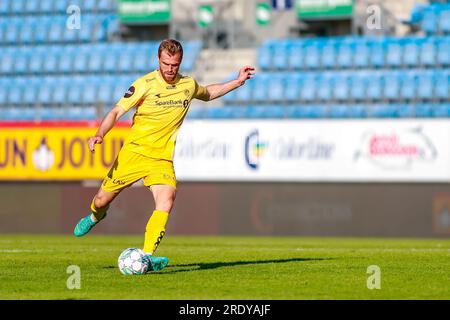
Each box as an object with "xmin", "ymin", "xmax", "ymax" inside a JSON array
[
  {"xmin": 0, "ymin": 0, "xmax": 116, "ymax": 15},
  {"xmin": 3, "ymin": 103, "xmax": 449, "ymax": 121},
  {"xmin": 224, "ymin": 70, "xmax": 450, "ymax": 104},
  {"xmin": 0, "ymin": 41, "xmax": 202, "ymax": 75},
  {"xmin": 408, "ymin": 3, "xmax": 450, "ymax": 35},
  {"xmin": 0, "ymin": 74, "xmax": 143, "ymax": 107},
  {"xmin": 258, "ymin": 36, "xmax": 450, "ymax": 70},
  {"xmin": 0, "ymin": 14, "xmax": 118, "ymax": 45},
  {"xmin": 188, "ymin": 104, "xmax": 450, "ymax": 119}
]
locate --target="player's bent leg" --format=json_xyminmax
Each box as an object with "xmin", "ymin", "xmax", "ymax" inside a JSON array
[{"xmin": 73, "ymin": 188, "xmax": 119, "ymax": 237}]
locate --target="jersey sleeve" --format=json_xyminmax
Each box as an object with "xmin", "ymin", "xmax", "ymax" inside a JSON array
[
  {"xmin": 116, "ymin": 78, "xmax": 148, "ymax": 112},
  {"xmin": 193, "ymin": 79, "xmax": 209, "ymax": 101}
]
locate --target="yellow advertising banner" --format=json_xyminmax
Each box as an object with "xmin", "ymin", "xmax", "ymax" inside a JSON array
[{"xmin": 0, "ymin": 124, "xmax": 131, "ymax": 180}]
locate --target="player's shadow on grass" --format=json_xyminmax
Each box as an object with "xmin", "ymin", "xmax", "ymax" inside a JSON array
[{"xmin": 160, "ymin": 257, "xmax": 331, "ymax": 274}]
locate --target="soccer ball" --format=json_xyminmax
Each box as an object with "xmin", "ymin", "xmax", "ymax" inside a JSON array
[{"xmin": 118, "ymin": 248, "xmax": 149, "ymax": 275}]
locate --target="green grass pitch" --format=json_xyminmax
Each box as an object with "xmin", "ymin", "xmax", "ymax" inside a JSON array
[{"xmin": 0, "ymin": 235, "xmax": 449, "ymax": 300}]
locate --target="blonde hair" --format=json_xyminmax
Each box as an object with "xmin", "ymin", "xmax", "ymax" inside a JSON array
[{"xmin": 158, "ymin": 39, "xmax": 183, "ymax": 58}]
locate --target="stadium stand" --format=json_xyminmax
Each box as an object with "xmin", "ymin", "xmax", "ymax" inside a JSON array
[
  {"xmin": 0, "ymin": 0, "xmax": 202, "ymax": 121},
  {"xmin": 210, "ymin": 1, "xmax": 449, "ymax": 120},
  {"xmin": 0, "ymin": 0, "xmax": 448, "ymax": 120}
]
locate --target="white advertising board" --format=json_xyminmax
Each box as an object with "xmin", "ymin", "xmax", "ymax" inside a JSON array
[{"xmin": 174, "ymin": 119, "xmax": 450, "ymax": 182}]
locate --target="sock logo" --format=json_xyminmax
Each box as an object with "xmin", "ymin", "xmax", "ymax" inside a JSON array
[{"xmin": 154, "ymin": 231, "xmax": 165, "ymax": 249}]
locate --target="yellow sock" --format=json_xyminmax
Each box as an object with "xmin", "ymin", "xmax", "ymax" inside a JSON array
[
  {"xmin": 143, "ymin": 210, "xmax": 169, "ymax": 254},
  {"xmin": 90, "ymin": 199, "xmax": 108, "ymax": 222}
]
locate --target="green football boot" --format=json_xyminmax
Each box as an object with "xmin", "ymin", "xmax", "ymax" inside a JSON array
[
  {"xmin": 73, "ymin": 215, "xmax": 97, "ymax": 237},
  {"xmin": 144, "ymin": 255, "xmax": 169, "ymax": 272}
]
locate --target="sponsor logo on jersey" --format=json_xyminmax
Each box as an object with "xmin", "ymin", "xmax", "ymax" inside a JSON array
[{"xmin": 124, "ymin": 86, "xmax": 135, "ymax": 98}]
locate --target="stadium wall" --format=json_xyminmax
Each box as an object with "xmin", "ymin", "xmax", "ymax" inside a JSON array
[{"xmin": 0, "ymin": 181, "xmax": 449, "ymax": 237}]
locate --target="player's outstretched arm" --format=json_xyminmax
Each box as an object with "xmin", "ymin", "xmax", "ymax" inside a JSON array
[
  {"xmin": 200, "ymin": 66, "xmax": 255, "ymax": 101},
  {"xmin": 87, "ymin": 105, "xmax": 127, "ymax": 153}
]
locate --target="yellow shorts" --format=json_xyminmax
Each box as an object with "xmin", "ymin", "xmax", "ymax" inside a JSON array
[{"xmin": 101, "ymin": 147, "xmax": 177, "ymax": 193}]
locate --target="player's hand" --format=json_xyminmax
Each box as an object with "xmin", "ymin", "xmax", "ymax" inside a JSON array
[
  {"xmin": 237, "ymin": 66, "xmax": 255, "ymax": 85},
  {"xmin": 87, "ymin": 136, "xmax": 103, "ymax": 153}
]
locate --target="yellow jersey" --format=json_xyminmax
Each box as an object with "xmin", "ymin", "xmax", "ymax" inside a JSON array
[{"xmin": 116, "ymin": 70, "xmax": 208, "ymax": 161}]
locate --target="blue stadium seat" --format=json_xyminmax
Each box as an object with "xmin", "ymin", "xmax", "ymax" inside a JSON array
[
  {"xmin": 0, "ymin": 48, "xmax": 14, "ymax": 74},
  {"xmin": 205, "ymin": 107, "xmax": 234, "ymax": 119},
  {"xmin": 369, "ymin": 104, "xmax": 399, "ymax": 118},
  {"xmin": 366, "ymin": 73, "xmax": 383, "ymax": 101},
  {"xmin": 40, "ymin": 0, "xmax": 54, "ymax": 13},
  {"xmin": 400, "ymin": 72, "xmax": 418, "ymax": 101},
  {"xmin": 57, "ymin": 46, "xmax": 73, "ymax": 73},
  {"xmin": 421, "ymin": 9, "xmax": 438, "ymax": 34},
  {"xmin": 415, "ymin": 104, "xmax": 434, "ymax": 117},
  {"xmin": 385, "ymin": 38, "xmax": 404, "ymax": 68},
  {"xmin": 97, "ymin": 78, "xmax": 114, "ymax": 105},
  {"xmin": 272, "ymin": 42, "xmax": 289, "ymax": 70},
  {"xmin": 397, "ymin": 104, "xmax": 416, "ymax": 118},
  {"xmin": 186, "ymin": 106, "xmax": 206, "ymax": 119},
  {"xmin": 336, "ymin": 42, "xmax": 354, "ymax": 69},
  {"xmin": 258, "ymin": 42, "xmax": 273, "ymax": 70},
  {"xmin": 37, "ymin": 78, "xmax": 54, "ymax": 105},
  {"xmin": 329, "ymin": 105, "xmax": 351, "ymax": 118},
  {"xmin": 267, "ymin": 74, "xmax": 285, "ymax": 102},
  {"xmin": 67, "ymin": 78, "xmax": 84, "ymax": 105},
  {"xmin": 287, "ymin": 41, "xmax": 304, "ymax": 70},
  {"xmin": 383, "ymin": 72, "xmax": 401, "ymax": 101},
  {"xmin": 4, "ymin": 18, "xmax": 20, "ymax": 45},
  {"xmin": 417, "ymin": 72, "xmax": 435, "ymax": 100},
  {"xmin": 299, "ymin": 74, "xmax": 316, "ymax": 102},
  {"xmin": 433, "ymin": 103, "xmax": 450, "ymax": 117},
  {"xmin": 14, "ymin": 51, "xmax": 29, "ymax": 75},
  {"xmin": 304, "ymin": 42, "xmax": 322, "ymax": 69},
  {"xmin": 2, "ymin": 107, "xmax": 36, "ymax": 121},
  {"xmin": 7, "ymin": 78, "xmax": 25, "ymax": 105},
  {"xmin": 73, "ymin": 47, "xmax": 90, "ymax": 73},
  {"xmin": 79, "ymin": 15, "xmax": 95, "ymax": 42},
  {"xmin": 25, "ymin": 0, "xmax": 40, "ymax": 14},
  {"xmin": 0, "ymin": 79, "xmax": 8, "ymax": 105},
  {"xmin": 28, "ymin": 47, "xmax": 46, "ymax": 74},
  {"xmin": 53, "ymin": 78, "xmax": 69, "ymax": 105},
  {"xmin": 403, "ymin": 38, "xmax": 422, "ymax": 67},
  {"xmin": 368, "ymin": 39, "xmax": 386, "ymax": 68},
  {"xmin": 117, "ymin": 47, "xmax": 134, "ymax": 73},
  {"xmin": 252, "ymin": 74, "xmax": 269, "ymax": 102},
  {"xmin": 285, "ymin": 74, "xmax": 301, "ymax": 102},
  {"xmin": 19, "ymin": 18, "xmax": 34, "ymax": 44},
  {"xmin": 35, "ymin": 16, "xmax": 50, "ymax": 44},
  {"xmin": 247, "ymin": 105, "xmax": 285, "ymax": 118},
  {"xmin": 434, "ymin": 72, "xmax": 449, "ymax": 100},
  {"xmin": 437, "ymin": 37, "xmax": 450, "ymax": 66},
  {"xmin": 0, "ymin": 0, "xmax": 10, "ymax": 15},
  {"xmin": 81, "ymin": 78, "xmax": 99, "ymax": 105},
  {"xmin": 236, "ymin": 77, "xmax": 256, "ymax": 103},
  {"xmin": 10, "ymin": 0, "xmax": 25, "ymax": 14},
  {"xmin": 353, "ymin": 42, "xmax": 370, "ymax": 68},
  {"xmin": 349, "ymin": 73, "xmax": 367, "ymax": 101},
  {"xmin": 420, "ymin": 39, "xmax": 437, "ymax": 66},
  {"xmin": 67, "ymin": 106, "xmax": 97, "ymax": 121},
  {"xmin": 333, "ymin": 73, "xmax": 350, "ymax": 101},
  {"xmin": 316, "ymin": 74, "xmax": 333, "ymax": 102},
  {"xmin": 88, "ymin": 45, "xmax": 106, "ymax": 73},
  {"xmin": 439, "ymin": 10, "xmax": 450, "ymax": 34},
  {"xmin": 348, "ymin": 105, "xmax": 367, "ymax": 118},
  {"xmin": 22, "ymin": 78, "xmax": 38, "ymax": 105},
  {"xmin": 321, "ymin": 41, "xmax": 337, "ymax": 69},
  {"xmin": 286, "ymin": 105, "xmax": 328, "ymax": 118}
]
